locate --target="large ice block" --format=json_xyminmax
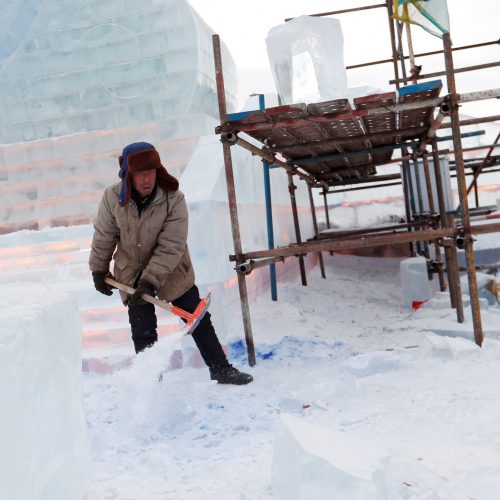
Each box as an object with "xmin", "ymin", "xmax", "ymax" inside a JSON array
[
  {"xmin": 0, "ymin": 286, "xmax": 90, "ymax": 500},
  {"xmin": 271, "ymin": 414, "xmax": 386, "ymax": 499},
  {"xmin": 266, "ymin": 16, "xmax": 347, "ymax": 104},
  {"xmin": 404, "ymin": 155, "xmax": 454, "ymax": 215},
  {"xmin": 400, "ymin": 256, "xmax": 433, "ymax": 309}
]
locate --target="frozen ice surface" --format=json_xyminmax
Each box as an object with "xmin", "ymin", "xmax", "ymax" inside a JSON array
[
  {"xmin": 266, "ymin": 16, "xmax": 347, "ymax": 104},
  {"xmin": 400, "ymin": 256, "xmax": 433, "ymax": 309},
  {"xmin": 0, "ymin": 286, "xmax": 90, "ymax": 500},
  {"xmin": 271, "ymin": 413, "xmax": 386, "ymax": 499}
]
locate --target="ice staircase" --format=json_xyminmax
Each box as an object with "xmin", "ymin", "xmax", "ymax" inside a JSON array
[{"xmin": 0, "ymin": 224, "xmax": 182, "ymax": 373}]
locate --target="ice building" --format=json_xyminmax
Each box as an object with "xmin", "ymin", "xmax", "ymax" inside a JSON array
[{"xmin": 0, "ymin": 0, "xmax": 237, "ymax": 233}]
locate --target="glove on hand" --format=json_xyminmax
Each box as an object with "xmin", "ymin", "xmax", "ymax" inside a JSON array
[
  {"xmin": 92, "ymin": 271, "xmax": 115, "ymax": 296},
  {"xmin": 127, "ymin": 280, "xmax": 157, "ymax": 306}
]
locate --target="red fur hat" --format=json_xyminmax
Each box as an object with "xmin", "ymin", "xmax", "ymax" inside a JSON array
[{"xmin": 118, "ymin": 142, "xmax": 178, "ymax": 206}]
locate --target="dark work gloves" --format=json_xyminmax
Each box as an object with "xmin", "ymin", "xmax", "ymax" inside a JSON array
[
  {"xmin": 127, "ymin": 280, "xmax": 157, "ymax": 306},
  {"xmin": 92, "ymin": 271, "xmax": 115, "ymax": 296}
]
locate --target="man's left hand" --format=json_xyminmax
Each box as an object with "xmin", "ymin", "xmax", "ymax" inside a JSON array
[{"xmin": 127, "ymin": 280, "xmax": 157, "ymax": 305}]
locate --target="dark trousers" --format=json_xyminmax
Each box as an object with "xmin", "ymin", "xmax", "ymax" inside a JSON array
[{"xmin": 127, "ymin": 285, "xmax": 228, "ymax": 369}]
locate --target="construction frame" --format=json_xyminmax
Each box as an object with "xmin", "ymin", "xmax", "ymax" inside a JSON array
[{"xmin": 212, "ymin": 1, "xmax": 500, "ymax": 366}]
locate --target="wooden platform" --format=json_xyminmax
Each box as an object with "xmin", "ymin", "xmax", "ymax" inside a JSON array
[{"xmin": 222, "ymin": 81, "xmax": 443, "ymax": 186}]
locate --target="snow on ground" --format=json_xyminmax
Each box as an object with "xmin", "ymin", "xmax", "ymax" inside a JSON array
[
  {"xmin": 2, "ymin": 223, "xmax": 500, "ymax": 499},
  {"xmin": 81, "ymin": 254, "xmax": 500, "ymax": 500}
]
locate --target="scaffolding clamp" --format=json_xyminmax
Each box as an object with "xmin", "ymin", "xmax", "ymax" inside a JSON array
[
  {"xmin": 454, "ymin": 227, "xmax": 475, "ymax": 249},
  {"xmin": 228, "ymin": 252, "xmax": 244, "ymax": 262},
  {"xmin": 220, "ymin": 131, "xmax": 238, "ymax": 145},
  {"xmin": 236, "ymin": 260, "xmax": 254, "ymax": 275},
  {"xmin": 444, "ymin": 92, "xmax": 461, "ymax": 111}
]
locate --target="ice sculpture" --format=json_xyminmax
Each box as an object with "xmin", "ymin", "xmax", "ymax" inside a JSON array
[
  {"xmin": 0, "ymin": 0, "xmax": 237, "ymax": 233},
  {"xmin": 266, "ymin": 15, "xmax": 348, "ymax": 105},
  {"xmin": 0, "ymin": 0, "xmax": 236, "ymax": 143}
]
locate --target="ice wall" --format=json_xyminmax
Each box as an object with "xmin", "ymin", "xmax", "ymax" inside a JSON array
[
  {"xmin": 0, "ymin": 0, "xmax": 44, "ymax": 65},
  {"xmin": 266, "ymin": 16, "xmax": 347, "ymax": 105},
  {"xmin": 0, "ymin": 287, "xmax": 90, "ymax": 500},
  {"xmin": 405, "ymin": 156, "xmax": 454, "ymax": 215},
  {"xmin": 182, "ymin": 133, "xmax": 317, "ymax": 337},
  {"xmin": 0, "ymin": 0, "xmax": 236, "ymax": 143},
  {"xmin": 0, "ymin": 0, "xmax": 237, "ymax": 233}
]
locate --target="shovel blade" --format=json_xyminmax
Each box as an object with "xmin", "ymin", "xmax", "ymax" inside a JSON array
[{"xmin": 181, "ymin": 292, "xmax": 211, "ymax": 336}]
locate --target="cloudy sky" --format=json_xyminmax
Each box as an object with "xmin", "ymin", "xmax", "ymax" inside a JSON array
[{"xmin": 187, "ymin": 0, "xmax": 499, "ymax": 117}]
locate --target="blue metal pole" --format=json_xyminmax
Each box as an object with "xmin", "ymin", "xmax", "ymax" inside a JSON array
[{"xmin": 259, "ymin": 94, "xmax": 278, "ymax": 301}]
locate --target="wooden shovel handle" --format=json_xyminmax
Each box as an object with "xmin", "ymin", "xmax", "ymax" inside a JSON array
[{"xmin": 104, "ymin": 276, "xmax": 174, "ymax": 312}]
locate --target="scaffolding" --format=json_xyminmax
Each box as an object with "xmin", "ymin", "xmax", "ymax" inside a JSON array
[{"xmin": 212, "ymin": 2, "xmax": 500, "ymax": 366}]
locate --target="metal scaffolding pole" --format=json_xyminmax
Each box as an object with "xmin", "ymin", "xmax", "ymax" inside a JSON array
[
  {"xmin": 422, "ymin": 152, "xmax": 446, "ymax": 291},
  {"xmin": 407, "ymin": 162, "xmax": 422, "ymax": 255},
  {"xmin": 346, "ymin": 38, "xmax": 500, "ymax": 71},
  {"xmin": 212, "ymin": 35, "xmax": 256, "ymax": 366},
  {"xmin": 322, "ymin": 189, "xmax": 331, "ymax": 229},
  {"xmin": 465, "ymin": 131, "xmax": 500, "ymax": 197},
  {"xmin": 386, "ymin": 0, "xmax": 401, "ymax": 90},
  {"xmin": 390, "ymin": 61, "xmax": 500, "ymax": 85},
  {"xmin": 308, "ymin": 185, "xmax": 326, "ymax": 279},
  {"xmin": 257, "ymin": 94, "xmax": 278, "ymax": 302},
  {"xmin": 432, "ymin": 140, "xmax": 464, "ymax": 320},
  {"xmin": 443, "ymin": 32, "xmax": 483, "ymax": 346},
  {"xmin": 288, "ymin": 173, "xmax": 308, "ymax": 286},
  {"xmin": 229, "ymin": 222, "xmax": 500, "ymax": 261}
]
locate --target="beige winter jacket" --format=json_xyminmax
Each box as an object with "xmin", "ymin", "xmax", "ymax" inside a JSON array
[{"xmin": 89, "ymin": 182, "xmax": 195, "ymax": 303}]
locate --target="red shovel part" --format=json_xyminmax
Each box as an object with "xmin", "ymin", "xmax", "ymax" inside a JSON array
[
  {"xmin": 170, "ymin": 294, "xmax": 211, "ymax": 334},
  {"xmin": 104, "ymin": 277, "xmax": 211, "ymax": 335},
  {"xmin": 411, "ymin": 299, "xmax": 429, "ymax": 311}
]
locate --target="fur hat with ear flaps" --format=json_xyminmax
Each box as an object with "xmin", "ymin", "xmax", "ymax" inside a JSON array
[{"xmin": 118, "ymin": 141, "xmax": 179, "ymax": 206}]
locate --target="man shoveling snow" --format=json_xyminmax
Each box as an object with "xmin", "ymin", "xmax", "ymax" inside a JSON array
[{"xmin": 89, "ymin": 141, "xmax": 253, "ymax": 385}]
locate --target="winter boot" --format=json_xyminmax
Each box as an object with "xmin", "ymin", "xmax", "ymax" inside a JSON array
[{"xmin": 210, "ymin": 364, "xmax": 253, "ymax": 385}]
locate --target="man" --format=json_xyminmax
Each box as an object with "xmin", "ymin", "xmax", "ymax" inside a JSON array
[{"xmin": 89, "ymin": 142, "xmax": 253, "ymax": 385}]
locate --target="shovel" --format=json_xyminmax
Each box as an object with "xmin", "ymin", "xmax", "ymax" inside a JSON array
[{"xmin": 105, "ymin": 277, "xmax": 211, "ymax": 336}]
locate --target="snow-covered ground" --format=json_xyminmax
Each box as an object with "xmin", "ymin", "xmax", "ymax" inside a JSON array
[
  {"xmin": 2, "ymin": 219, "xmax": 500, "ymax": 499},
  {"xmin": 80, "ymin": 253, "xmax": 500, "ymax": 500}
]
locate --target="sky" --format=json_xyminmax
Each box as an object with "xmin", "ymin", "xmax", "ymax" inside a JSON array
[{"xmin": 187, "ymin": 0, "xmax": 499, "ymax": 117}]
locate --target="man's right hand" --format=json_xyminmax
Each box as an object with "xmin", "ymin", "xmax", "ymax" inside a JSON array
[{"xmin": 92, "ymin": 271, "xmax": 115, "ymax": 296}]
